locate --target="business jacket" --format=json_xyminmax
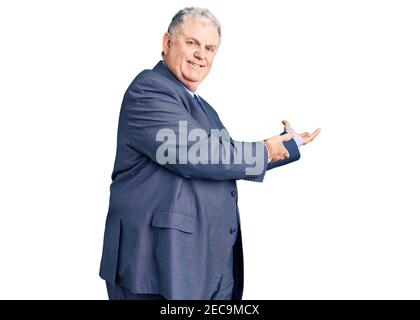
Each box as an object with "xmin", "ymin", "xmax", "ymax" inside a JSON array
[{"xmin": 99, "ymin": 61, "xmax": 301, "ymax": 299}]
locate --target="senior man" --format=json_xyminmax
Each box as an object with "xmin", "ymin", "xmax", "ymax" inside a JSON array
[{"xmin": 99, "ymin": 7, "xmax": 320, "ymax": 300}]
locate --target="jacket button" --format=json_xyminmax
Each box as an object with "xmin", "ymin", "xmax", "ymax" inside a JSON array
[
  {"xmin": 230, "ymin": 227, "xmax": 236, "ymax": 234},
  {"xmin": 231, "ymin": 190, "xmax": 237, "ymax": 197}
]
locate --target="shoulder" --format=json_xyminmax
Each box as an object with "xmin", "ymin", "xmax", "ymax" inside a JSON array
[
  {"xmin": 123, "ymin": 69, "xmax": 181, "ymax": 103},
  {"xmin": 132, "ymin": 69, "xmax": 177, "ymax": 93},
  {"xmin": 123, "ymin": 69, "xmax": 183, "ymax": 105}
]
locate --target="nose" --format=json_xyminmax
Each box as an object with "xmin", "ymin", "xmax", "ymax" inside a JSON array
[{"xmin": 194, "ymin": 46, "xmax": 205, "ymax": 60}]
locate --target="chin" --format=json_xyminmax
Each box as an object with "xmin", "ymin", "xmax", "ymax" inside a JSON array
[
  {"xmin": 187, "ymin": 77, "xmax": 203, "ymax": 83},
  {"xmin": 182, "ymin": 73, "xmax": 204, "ymax": 83}
]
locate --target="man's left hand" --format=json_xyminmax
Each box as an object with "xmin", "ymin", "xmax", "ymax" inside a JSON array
[{"xmin": 282, "ymin": 120, "xmax": 321, "ymax": 145}]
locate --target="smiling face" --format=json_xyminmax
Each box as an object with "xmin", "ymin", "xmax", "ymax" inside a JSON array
[{"xmin": 162, "ymin": 18, "xmax": 220, "ymax": 91}]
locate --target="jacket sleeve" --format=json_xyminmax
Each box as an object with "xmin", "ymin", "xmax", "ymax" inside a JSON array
[
  {"xmin": 266, "ymin": 132, "xmax": 301, "ymax": 171},
  {"xmin": 121, "ymin": 73, "xmax": 269, "ymax": 182},
  {"xmin": 199, "ymin": 97, "xmax": 301, "ymax": 180}
]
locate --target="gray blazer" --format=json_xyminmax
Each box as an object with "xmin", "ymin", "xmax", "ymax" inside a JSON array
[{"xmin": 99, "ymin": 61, "xmax": 300, "ymax": 299}]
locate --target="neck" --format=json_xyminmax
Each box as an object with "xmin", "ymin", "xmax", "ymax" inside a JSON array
[{"xmin": 162, "ymin": 58, "xmax": 198, "ymax": 92}]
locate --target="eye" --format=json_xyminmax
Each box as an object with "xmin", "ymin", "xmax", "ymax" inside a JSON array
[
  {"xmin": 186, "ymin": 40, "xmax": 195, "ymax": 46},
  {"xmin": 206, "ymin": 47, "xmax": 215, "ymax": 54}
]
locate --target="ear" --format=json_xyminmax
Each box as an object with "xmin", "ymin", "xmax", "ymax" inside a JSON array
[{"xmin": 162, "ymin": 32, "xmax": 171, "ymax": 56}]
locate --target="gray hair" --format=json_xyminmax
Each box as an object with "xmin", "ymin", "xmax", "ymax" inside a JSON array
[
  {"xmin": 167, "ymin": 7, "xmax": 221, "ymax": 38},
  {"xmin": 162, "ymin": 7, "xmax": 221, "ymax": 57}
]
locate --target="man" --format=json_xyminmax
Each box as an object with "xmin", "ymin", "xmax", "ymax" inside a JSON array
[{"xmin": 99, "ymin": 7, "xmax": 320, "ymax": 300}]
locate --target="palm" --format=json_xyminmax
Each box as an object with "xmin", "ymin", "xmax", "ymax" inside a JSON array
[
  {"xmin": 282, "ymin": 120, "xmax": 321, "ymax": 145},
  {"xmin": 299, "ymin": 129, "xmax": 321, "ymax": 145}
]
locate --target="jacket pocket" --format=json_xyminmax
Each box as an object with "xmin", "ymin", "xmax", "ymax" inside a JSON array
[
  {"xmin": 99, "ymin": 217, "xmax": 122, "ymax": 285},
  {"xmin": 151, "ymin": 209, "xmax": 196, "ymax": 234}
]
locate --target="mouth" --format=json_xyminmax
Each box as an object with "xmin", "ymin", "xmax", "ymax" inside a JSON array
[{"xmin": 187, "ymin": 60, "xmax": 205, "ymax": 68}]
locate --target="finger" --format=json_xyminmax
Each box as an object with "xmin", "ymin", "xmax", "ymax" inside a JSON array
[
  {"xmin": 282, "ymin": 120, "xmax": 291, "ymax": 130},
  {"xmin": 309, "ymin": 130, "xmax": 320, "ymax": 141},
  {"xmin": 281, "ymin": 147, "xmax": 290, "ymax": 158},
  {"xmin": 309, "ymin": 128, "xmax": 321, "ymax": 141}
]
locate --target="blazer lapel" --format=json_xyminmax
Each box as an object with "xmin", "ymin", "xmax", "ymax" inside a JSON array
[{"xmin": 152, "ymin": 60, "xmax": 221, "ymax": 132}]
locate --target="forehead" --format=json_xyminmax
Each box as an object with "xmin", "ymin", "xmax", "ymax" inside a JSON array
[{"xmin": 176, "ymin": 18, "xmax": 220, "ymax": 46}]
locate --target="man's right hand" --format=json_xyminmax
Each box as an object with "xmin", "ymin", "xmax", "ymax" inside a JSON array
[{"xmin": 263, "ymin": 133, "xmax": 295, "ymax": 162}]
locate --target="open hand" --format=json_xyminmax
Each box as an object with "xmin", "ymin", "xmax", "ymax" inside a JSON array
[{"xmin": 282, "ymin": 120, "xmax": 321, "ymax": 145}]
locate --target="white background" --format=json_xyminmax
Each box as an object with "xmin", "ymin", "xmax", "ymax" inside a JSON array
[{"xmin": 0, "ymin": 0, "xmax": 419, "ymax": 299}]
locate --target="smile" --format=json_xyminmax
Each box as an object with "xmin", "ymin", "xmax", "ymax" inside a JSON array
[{"xmin": 187, "ymin": 60, "xmax": 205, "ymax": 68}]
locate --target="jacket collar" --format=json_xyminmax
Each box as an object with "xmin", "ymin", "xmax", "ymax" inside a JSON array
[{"xmin": 152, "ymin": 61, "xmax": 223, "ymax": 130}]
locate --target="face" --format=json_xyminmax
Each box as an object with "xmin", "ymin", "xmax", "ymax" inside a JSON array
[{"xmin": 162, "ymin": 18, "xmax": 220, "ymax": 91}]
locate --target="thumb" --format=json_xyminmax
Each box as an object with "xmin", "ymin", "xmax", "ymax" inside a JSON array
[{"xmin": 282, "ymin": 120, "xmax": 291, "ymax": 130}]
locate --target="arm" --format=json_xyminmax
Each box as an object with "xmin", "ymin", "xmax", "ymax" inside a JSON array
[
  {"xmin": 122, "ymin": 73, "xmax": 269, "ymax": 181},
  {"xmin": 267, "ymin": 132, "xmax": 301, "ymax": 171}
]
